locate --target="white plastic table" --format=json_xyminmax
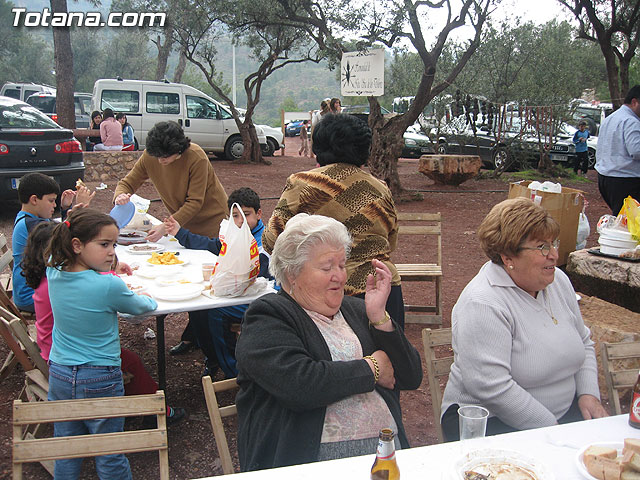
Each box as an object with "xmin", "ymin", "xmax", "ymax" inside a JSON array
[
  {"xmin": 193, "ymin": 414, "xmax": 637, "ymax": 479},
  {"xmin": 116, "ymin": 234, "xmax": 275, "ymax": 390}
]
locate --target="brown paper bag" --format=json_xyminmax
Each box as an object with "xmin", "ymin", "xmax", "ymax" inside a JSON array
[{"xmin": 508, "ymin": 181, "xmax": 585, "ymax": 265}]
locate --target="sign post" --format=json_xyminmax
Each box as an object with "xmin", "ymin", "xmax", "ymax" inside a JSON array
[{"xmin": 340, "ymin": 49, "xmax": 385, "ymax": 97}]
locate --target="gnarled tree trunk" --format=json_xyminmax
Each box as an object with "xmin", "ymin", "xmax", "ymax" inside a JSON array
[{"xmin": 51, "ymin": 0, "xmax": 75, "ymax": 129}]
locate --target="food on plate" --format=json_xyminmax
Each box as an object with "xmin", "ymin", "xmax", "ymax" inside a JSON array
[
  {"xmin": 464, "ymin": 463, "xmax": 537, "ymax": 479},
  {"xmin": 130, "ymin": 245, "xmax": 161, "ymax": 252},
  {"xmin": 147, "ymin": 252, "xmax": 183, "ymax": 265},
  {"xmin": 126, "ymin": 283, "xmax": 146, "ymax": 293},
  {"xmin": 120, "ymin": 231, "xmax": 145, "ymax": 238},
  {"xmin": 583, "ymin": 439, "xmax": 640, "ymax": 480}
]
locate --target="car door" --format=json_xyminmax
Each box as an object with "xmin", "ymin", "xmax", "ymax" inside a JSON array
[
  {"xmin": 142, "ymin": 84, "xmax": 183, "ymax": 144},
  {"xmin": 184, "ymin": 95, "xmax": 224, "ymax": 151}
]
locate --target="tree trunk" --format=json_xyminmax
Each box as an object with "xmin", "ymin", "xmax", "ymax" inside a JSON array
[
  {"xmin": 155, "ymin": 33, "xmax": 174, "ymax": 82},
  {"xmin": 173, "ymin": 47, "xmax": 187, "ymax": 83},
  {"xmin": 236, "ymin": 121, "xmax": 269, "ymax": 165},
  {"xmin": 50, "ymin": 0, "xmax": 75, "ymax": 129},
  {"xmin": 619, "ymin": 58, "xmax": 630, "ymax": 98}
]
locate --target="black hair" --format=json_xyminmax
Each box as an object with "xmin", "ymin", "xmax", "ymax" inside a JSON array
[
  {"xmin": 330, "ymin": 98, "xmax": 341, "ymax": 112},
  {"xmin": 624, "ymin": 85, "xmax": 640, "ymax": 104},
  {"xmin": 22, "ymin": 222, "xmax": 55, "ymax": 289},
  {"xmin": 116, "ymin": 112, "xmax": 131, "ymax": 127},
  {"xmin": 46, "ymin": 208, "xmax": 118, "ymax": 270},
  {"xmin": 17, "ymin": 173, "xmax": 60, "ymax": 204},
  {"xmin": 102, "ymin": 108, "xmax": 114, "ymax": 119},
  {"xmin": 227, "ymin": 187, "xmax": 260, "ymax": 211},
  {"xmin": 91, "ymin": 110, "xmax": 101, "ymax": 120},
  {"xmin": 145, "ymin": 121, "xmax": 191, "ymax": 158},
  {"xmin": 312, "ymin": 113, "xmax": 372, "ymax": 167}
]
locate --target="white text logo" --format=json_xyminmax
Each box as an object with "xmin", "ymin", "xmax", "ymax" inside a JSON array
[{"xmin": 12, "ymin": 8, "xmax": 166, "ymax": 28}]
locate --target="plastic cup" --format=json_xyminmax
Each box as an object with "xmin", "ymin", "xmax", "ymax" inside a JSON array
[
  {"xmin": 458, "ymin": 405, "xmax": 489, "ymax": 440},
  {"xmin": 201, "ymin": 263, "xmax": 215, "ymax": 281}
]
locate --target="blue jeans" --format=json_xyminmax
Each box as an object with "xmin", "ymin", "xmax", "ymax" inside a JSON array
[{"xmin": 48, "ymin": 361, "xmax": 132, "ymax": 480}]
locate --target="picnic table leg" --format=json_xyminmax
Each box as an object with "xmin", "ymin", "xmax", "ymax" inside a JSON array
[{"xmin": 156, "ymin": 314, "xmax": 167, "ymax": 391}]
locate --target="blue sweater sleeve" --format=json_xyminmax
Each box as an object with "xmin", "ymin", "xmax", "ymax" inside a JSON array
[
  {"xmin": 175, "ymin": 227, "xmax": 222, "ymax": 254},
  {"xmin": 108, "ymin": 275, "xmax": 158, "ymax": 314}
]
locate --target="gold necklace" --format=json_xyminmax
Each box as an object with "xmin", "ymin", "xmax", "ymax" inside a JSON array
[{"xmin": 544, "ymin": 290, "xmax": 558, "ymax": 325}]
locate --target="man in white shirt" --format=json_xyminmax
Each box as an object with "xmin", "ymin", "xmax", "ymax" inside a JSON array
[{"xmin": 595, "ymin": 85, "xmax": 640, "ymax": 214}]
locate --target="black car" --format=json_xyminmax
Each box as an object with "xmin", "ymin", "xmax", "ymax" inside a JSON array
[
  {"xmin": 430, "ymin": 116, "xmax": 577, "ymax": 171},
  {"xmin": 0, "ymin": 96, "xmax": 84, "ymax": 201}
]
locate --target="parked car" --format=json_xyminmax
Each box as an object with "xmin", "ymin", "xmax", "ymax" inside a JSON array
[
  {"xmin": 0, "ymin": 96, "xmax": 84, "ymax": 201},
  {"xmin": 25, "ymin": 92, "xmax": 93, "ymax": 128},
  {"xmin": 570, "ymin": 101, "xmax": 613, "ymax": 136},
  {"xmin": 0, "ymin": 82, "xmax": 55, "ymax": 102},
  {"xmin": 285, "ymin": 120, "xmax": 305, "ymax": 137},
  {"xmin": 402, "ymin": 125, "xmax": 433, "ymax": 158},
  {"xmin": 431, "ymin": 115, "xmax": 577, "ymax": 170},
  {"xmin": 257, "ymin": 125, "xmax": 284, "ymax": 156},
  {"xmin": 341, "ymin": 104, "xmax": 392, "ymax": 123},
  {"xmin": 92, "ymin": 78, "xmax": 266, "ymax": 159}
]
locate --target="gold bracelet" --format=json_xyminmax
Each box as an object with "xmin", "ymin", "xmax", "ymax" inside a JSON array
[
  {"xmin": 369, "ymin": 311, "xmax": 391, "ymax": 327},
  {"xmin": 364, "ymin": 355, "xmax": 380, "ymax": 383}
]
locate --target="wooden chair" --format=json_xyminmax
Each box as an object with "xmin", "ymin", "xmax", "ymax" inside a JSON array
[
  {"xmin": 395, "ymin": 212, "xmax": 443, "ymax": 325},
  {"xmin": 202, "ymin": 375, "xmax": 238, "ymax": 475},
  {"xmin": 12, "ymin": 391, "xmax": 170, "ymax": 480},
  {"xmin": 0, "ymin": 233, "xmax": 12, "ymax": 292},
  {"xmin": 601, "ymin": 341, "xmax": 640, "ymax": 415},
  {"xmin": 422, "ymin": 327, "xmax": 453, "ymax": 443}
]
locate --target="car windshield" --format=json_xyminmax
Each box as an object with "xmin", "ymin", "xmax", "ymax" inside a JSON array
[
  {"xmin": 26, "ymin": 96, "xmax": 57, "ymax": 113},
  {"xmin": 0, "ymin": 103, "xmax": 60, "ymax": 129}
]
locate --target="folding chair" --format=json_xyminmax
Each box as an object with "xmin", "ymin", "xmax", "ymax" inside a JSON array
[
  {"xmin": 12, "ymin": 391, "xmax": 169, "ymax": 480},
  {"xmin": 601, "ymin": 341, "xmax": 640, "ymax": 415},
  {"xmin": 0, "ymin": 233, "xmax": 12, "ymax": 292},
  {"xmin": 202, "ymin": 375, "xmax": 238, "ymax": 475},
  {"xmin": 395, "ymin": 213, "xmax": 443, "ymax": 325},
  {"xmin": 422, "ymin": 327, "xmax": 453, "ymax": 443}
]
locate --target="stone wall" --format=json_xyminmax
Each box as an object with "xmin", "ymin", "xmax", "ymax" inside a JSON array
[{"xmin": 83, "ymin": 151, "xmax": 141, "ymax": 183}]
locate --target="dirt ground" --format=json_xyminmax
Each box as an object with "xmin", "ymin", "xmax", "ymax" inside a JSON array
[{"xmin": 0, "ymin": 137, "xmax": 617, "ymax": 479}]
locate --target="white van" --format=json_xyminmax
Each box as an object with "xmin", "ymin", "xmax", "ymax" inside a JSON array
[
  {"xmin": 91, "ymin": 78, "xmax": 266, "ymax": 159},
  {"xmin": 0, "ymin": 82, "xmax": 56, "ymax": 102}
]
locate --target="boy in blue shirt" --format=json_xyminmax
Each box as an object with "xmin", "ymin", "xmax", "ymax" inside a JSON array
[
  {"xmin": 12, "ymin": 173, "xmax": 91, "ymax": 311},
  {"xmin": 573, "ymin": 120, "xmax": 590, "ymax": 176},
  {"xmin": 164, "ymin": 187, "xmax": 271, "ymax": 378}
]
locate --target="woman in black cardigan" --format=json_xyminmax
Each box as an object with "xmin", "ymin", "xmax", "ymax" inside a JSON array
[{"xmin": 235, "ymin": 214, "xmax": 422, "ymax": 471}]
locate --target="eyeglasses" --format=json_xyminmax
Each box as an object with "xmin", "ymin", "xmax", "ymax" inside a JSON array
[{"xmin": 519, "ymin": 239, "xmax": 560, "ymax": 257}]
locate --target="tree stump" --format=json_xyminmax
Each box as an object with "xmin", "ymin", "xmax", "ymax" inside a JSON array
[{"xmin": 418, "ymin": 155, "xmax": 483, "ymax": 186}]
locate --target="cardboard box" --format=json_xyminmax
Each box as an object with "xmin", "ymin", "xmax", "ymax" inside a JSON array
[{"xmin": 508, "ymin": 181, "xmax": 585, "ymax": 265}]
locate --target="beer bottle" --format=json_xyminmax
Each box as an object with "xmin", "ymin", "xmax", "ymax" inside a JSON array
[
  {"xmin": 630, "ymin": 370, "xmax": 640, "ymax": 429},
  {"xmin": 371, "ymin": 428, "xmax": 400, "ymax": 480}
]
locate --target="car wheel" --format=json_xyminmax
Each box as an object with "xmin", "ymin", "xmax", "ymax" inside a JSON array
[
  {"xmin": 492, "ymin": 147, "xmax": 511, "ymax": 171},
  {"xmin": 262, "ymin": 138, "xmax": 276, "ymax": 157},
  {"xmin": 224, "ymin": 136, "xmax": 244, "ymax": 160},
  {"xmin": 437, "ymin": 142, "xmax": 448, "ymax": 154},
  {"xmin": 587, "ymin": 148, "xmax": 596, "ymax": 169}
]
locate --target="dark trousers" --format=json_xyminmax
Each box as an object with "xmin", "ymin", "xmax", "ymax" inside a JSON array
[
  {"xmin": 180, "ymin": 317, "xmax": 197, "ymax": 343},
  {"xmin": 573, "ymin": 151, "xmax": 589, "ymax": 173},
  {"xmin": 355, "ymin": 284, "xmax": 405, "ymax": 330},
  {"xmin": 441, "ymin": 396, "xmax": 584, "ymax": 442},
  {"xmin": 597, "ymin": 173, "xmax": 640, "ymax": 215}
]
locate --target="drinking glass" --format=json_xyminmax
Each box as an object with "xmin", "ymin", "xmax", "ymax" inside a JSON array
[
  {"xmin": 201, "ymin": 263, "xmax": 215, "ymax": 281},
  {"xmin": 458, "ymin": 405, "xmax": 489, "ymax": 440}
]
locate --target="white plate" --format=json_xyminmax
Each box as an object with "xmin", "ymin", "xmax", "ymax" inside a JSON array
[
  {"xmin": 125, "ymin": 243, "xmax": 165, "ymax": 255},
  {"xmin": 453, "ymin": 448, "xmax": 554, "ymax": 480},
  {"xmin": 119, "ymin": 275, "xmax": 148, "ymax": 294},
  {"xmin": 155, "ymin": 274, "xmax": 196, "ymax": 287},
  {"xmin": 575, "ymin": 442, "xmax": 623, "ymax": 480},
  {"xmin": 150, "ymin": 283, "xmax": 204, "ymax": 301}
]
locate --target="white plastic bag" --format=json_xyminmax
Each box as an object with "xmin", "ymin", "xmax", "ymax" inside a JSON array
[
  {"xmin": 128, "ymin": 194, "xmax": 152, "ymax": 231},
  {"xmin": 576, "ymin": 212, "xmax": 590, "ymax": 250},
  {"xmin": 210, "ymin": 203, "xmax": 260, "ymax": 297}
]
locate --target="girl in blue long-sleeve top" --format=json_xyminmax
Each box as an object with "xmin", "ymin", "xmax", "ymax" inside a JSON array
[{"xmin": 45, "ymin": 208, "xmax": 157, "ymax": 480}]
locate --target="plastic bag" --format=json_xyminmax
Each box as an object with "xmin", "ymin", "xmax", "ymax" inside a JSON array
[
  {"xmin": 210, "ymin": 203, "xmax": 260, "ymax": 297},
  {"xmin": 620, "ymin": 196, "xmax": 640, "ymax": 240},
  {"xmin": 128, "ymin": 194, "xmax": 152, "ymax": 231},
  {"xmin": 576, "ymin": 212, "xmax": 590, "ymax": 250}
]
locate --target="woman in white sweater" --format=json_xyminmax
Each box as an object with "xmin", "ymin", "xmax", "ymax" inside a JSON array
[{"xmin": 440, "ymin": 197, "xmax": 608, "ymax": 441}]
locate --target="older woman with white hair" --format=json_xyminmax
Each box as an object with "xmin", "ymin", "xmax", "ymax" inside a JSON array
[{"xmin": 235, "ymin": 214, "xmax": 422, "ymax": 471}]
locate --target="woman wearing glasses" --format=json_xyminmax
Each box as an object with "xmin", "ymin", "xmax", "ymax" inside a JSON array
[{"xmin": 440, "ymin": 197, "xmax": 607, "ymax": 441}]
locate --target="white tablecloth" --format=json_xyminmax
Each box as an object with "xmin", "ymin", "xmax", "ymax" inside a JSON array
[{"xmin": 194, "ymin": 414, "xmax": 638, "ymax": 479}]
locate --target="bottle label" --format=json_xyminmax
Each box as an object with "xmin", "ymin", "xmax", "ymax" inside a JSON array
[
  {"xmin": 631, "ymin": 392, "xmax": 640, "ymax": 423},
  {"xmin": 376, "ymin": 440, "xmax": 396, "ymax": 460}
]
